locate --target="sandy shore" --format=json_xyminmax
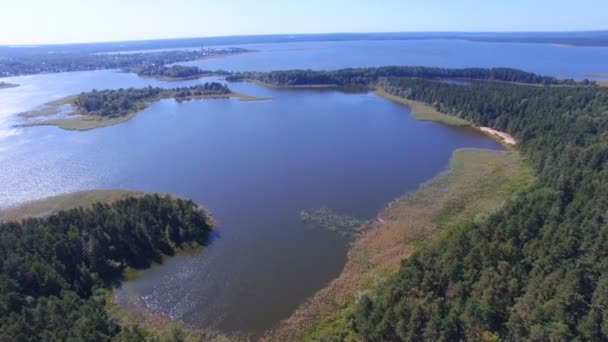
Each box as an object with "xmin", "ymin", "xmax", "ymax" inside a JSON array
[{"xmin": 479, "ymin": 126, "xmax": 517, "ymax": 145}]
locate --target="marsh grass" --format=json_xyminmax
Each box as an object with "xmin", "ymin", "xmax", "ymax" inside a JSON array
[
  {"xmin": 0, "ymin": 189, "xmax": 142, "ymax": 222},
  {"xmin": 271, "ymin": 149, "xmax": 534, "ymax": 341}
]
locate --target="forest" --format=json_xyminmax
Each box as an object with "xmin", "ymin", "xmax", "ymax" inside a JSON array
[
  {"xmin": 308, "ymin": 76, "xmax": 608, "ymax": 340},
  {"xmin": 0, "ymin": 47, "xmax": 247, "ymax": 77},
  {"xmin": 74, "ymin": 82, "xmax": 231, "ymax": 117},
  {"xmin": 227, "ymin": 66, "xmax": 590, "ymax": 87},
  {"xmin": 0, "ymin": 194, "xmax": 214, "ymax": 340}
]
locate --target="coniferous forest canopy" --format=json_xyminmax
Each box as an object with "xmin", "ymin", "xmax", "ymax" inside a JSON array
[
  {"xmin": 227, "ymin": 66, "xmax": 592, "ymax": 86},
  {"xmin": 0, "ymin": 194, "xmax": 213, "ymax": 341}
]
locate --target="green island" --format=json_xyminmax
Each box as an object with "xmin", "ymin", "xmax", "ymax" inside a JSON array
[
  {"xmin": 242, "ymin": 67, "xmax": 608, "ymax": 341},
  {"xmin": 0, "ymin": 81, "xmax": 18, "ymax": 89},
  {"xmin": 21, "ymin": 82, "xmax": 270, "ymax": 130},
  {"xmin": 125, "ymin": 64, "xmax": 229, "ymax": 81},
  {"xmin": 0, "ymin": 192, "xmax": 220, "ymax": 341}
]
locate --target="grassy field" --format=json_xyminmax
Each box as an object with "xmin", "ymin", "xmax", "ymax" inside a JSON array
[
  {"xmin": 0, "ymin": 189, "xmax": 143, "ymax": 222},
  {"xmin": 375, "ymin": 86, "xmax": 470, "ymax": 126},
  {"xmin": 268, "ymin": 149, "xmax": 534, "ymax": 341},
  {"xmin": 21, "ymin": 92, "xmax": 270, "ymax": 131}
]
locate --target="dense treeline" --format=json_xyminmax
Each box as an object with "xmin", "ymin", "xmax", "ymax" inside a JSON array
[
  {"xmin": 126, "ymin": 64, "xmax": 228, "ymax": 79},
  {"xmin": 0, "ymin": 194, "xmax": 213, "ymax": 340},
  {"xmin": 74, "ymin": 82, "xmax": 231, "ymax": 117},
  {"xmin": 333, "ymin": 78, "xmax": 608, "ymax": 340},
  {"xmin": 0, "ymin": 47, "xmax": 247, "ymax": 77},
  {"xmin": 227, "ymin": 66, "xmax": 589, "ymax": 86}
]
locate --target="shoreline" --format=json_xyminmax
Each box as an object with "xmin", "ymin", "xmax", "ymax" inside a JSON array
[
  {"xmin": 586, "ymin": 73, "xmax": 608, "ymax": 77},
  {"xmin": 267, "ymin": 148, "xmax": 533, "ymax": 340},
  {"xmin": 375, "ymin": 86, "xmax": 519, "ymax": 147},
  {"xmin": 374, "ymin": 86, "xmax": 470, "ymax": 126},
  {"xmin": 478, "ymin": 126, "xmax": 517, "ymax": 145}
]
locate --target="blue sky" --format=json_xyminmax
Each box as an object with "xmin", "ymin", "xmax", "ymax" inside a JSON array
[{"xmin": 1, "ymin": 0, "xmax": 607, "ymax": 45}]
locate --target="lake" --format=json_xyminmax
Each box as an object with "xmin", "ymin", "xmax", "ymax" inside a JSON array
[{"xmin": 0, "ymin": 38, "xmax": 603, "ymax": 335}]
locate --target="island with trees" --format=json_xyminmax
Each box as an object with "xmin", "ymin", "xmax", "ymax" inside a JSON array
[
  {"xmin": 0, "ymin": 193, "xmax": 215, "ymax": 340},
  {"xmin": 0, "ymin": 81, "xmax": 18, "ymax": 89},
  {"xmin": 124, "ymin": 64, "xmax": 229, "ymax": 81},
  {"xmin": 259, "ymin": 67, "xmax": 608, "ymax": 341},
  {"xmin": 0, "ymin": 47, "xmax": 249, "ymax": 77},
  {"xmin": 22, "ymin": 82, "xmax": 269, "ymax": 130}
]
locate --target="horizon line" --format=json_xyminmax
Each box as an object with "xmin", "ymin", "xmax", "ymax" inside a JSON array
[{"xmin": 2, "ymin": 29, "xmax": 608, "ymax": 48}]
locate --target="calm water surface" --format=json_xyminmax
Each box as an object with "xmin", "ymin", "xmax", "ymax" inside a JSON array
[
  {"xmin": 1, "ymin": 80, "xmax": 501, "ymax": 334},
  {"xmin": 2, "ymin": 39, "xmax": 601, "ymax": 334}
]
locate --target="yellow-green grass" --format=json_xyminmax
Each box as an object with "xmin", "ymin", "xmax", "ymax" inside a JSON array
[
  {"xmin": 21, "ymin": 92, "xmax": 270, "ymax": 131},
  {"xmin": 230, "ymin": 92, "xmax": 273, "ymax": 101},
  {"xmin": 375, "ymin": 86, "xmax": 470, "ymax": 126},
  {"xmin": 0, "ymin": 189, "xmax": 143, "ymax": 222},
  {"xmin": 271, "ymin": 149, "xmax": 534, "ymax": 341},
  {"xmin": 29, "ymin": 111, "xmax": 141, "ymax": 131}
]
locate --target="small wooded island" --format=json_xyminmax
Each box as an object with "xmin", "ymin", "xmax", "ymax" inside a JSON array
[
  {"xmin": 0, "ymin": 81, "xmax": 18, "ymax": 89},
  {"xmin": 22, "ymin": 82, "xmax": 269, "ymax": 130},
  {"xmin": 125, "ymin": 64, "xmax": 228, "ymax": 81}
]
